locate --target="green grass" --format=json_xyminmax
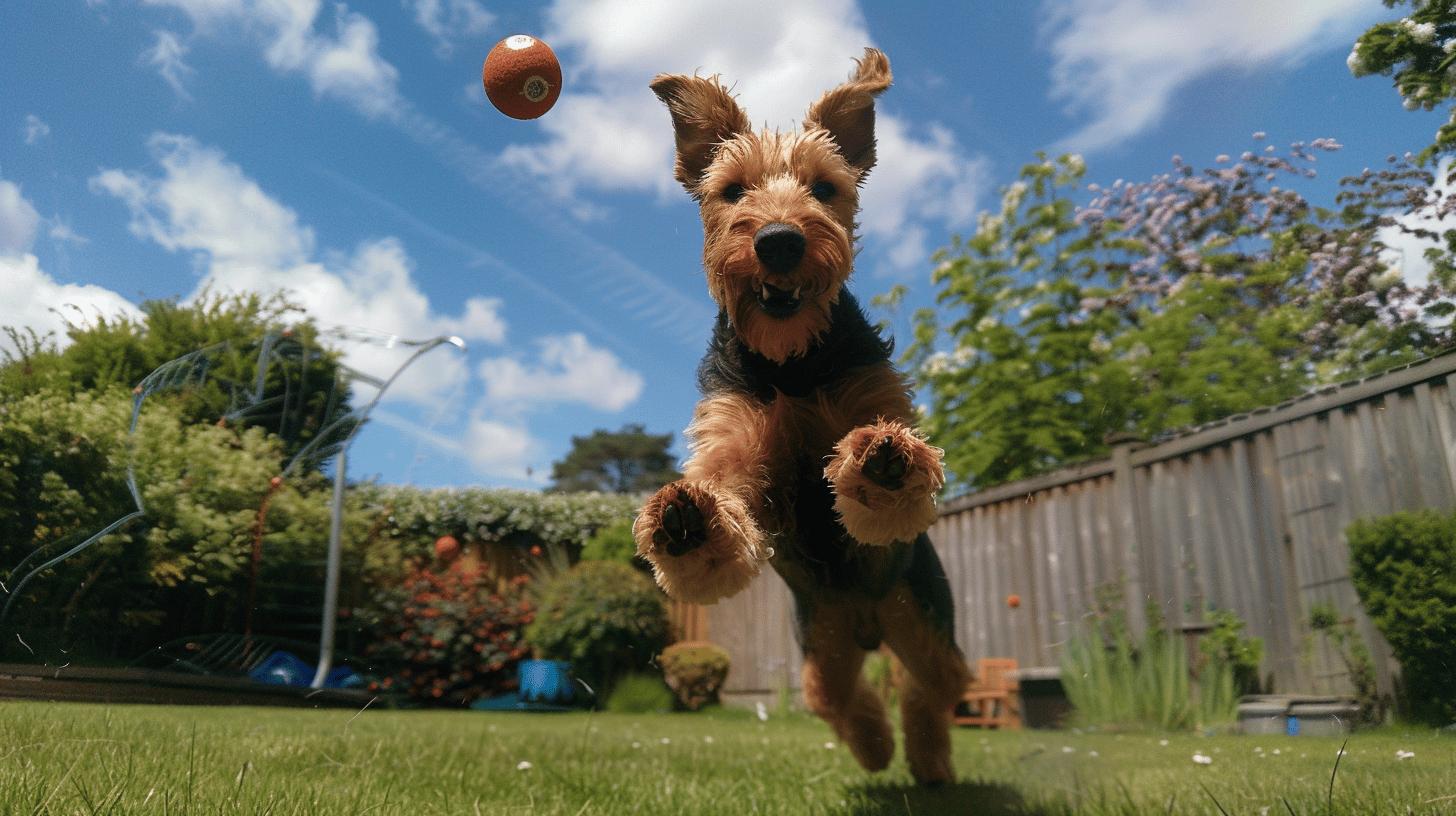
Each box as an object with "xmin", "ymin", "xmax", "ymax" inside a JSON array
[{"xmin": 0, "ymin": 702, "xmax": 1452, "ymax": 814}]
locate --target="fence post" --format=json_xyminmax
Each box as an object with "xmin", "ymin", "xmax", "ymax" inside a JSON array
[{"xmin": 1107, "ymin": 433, "xmax": 1148, "ymax": 636}]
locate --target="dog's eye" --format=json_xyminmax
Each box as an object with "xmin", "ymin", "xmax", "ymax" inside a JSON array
[
  {"xmin": 810, "ymin": 181, "xmax": 836, "ymax": 202},
  {"xmin": 721, "ymin": 183, "xmax": 746, "ymax": 203}
]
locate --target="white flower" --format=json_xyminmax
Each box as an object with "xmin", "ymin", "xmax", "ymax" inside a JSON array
[
  {"xmin": 660, "ymin": 738, "xmax": 671, "ymax": 745},
  {"xmin": 1405, "ymin": 98, "xmax": 1421, "ymax": 111},
  {"xmin": 1064, "ymin": 154, "xmax": 1086, "ymax": 175},
  {"xmin": 631, "ymin": 741, "xmax": 642, "ymax": 749},
  {"xmin": 516, "ymin": 760, "xmax": 533, "ymax": 771},
  {"xmin": 1445, "ymin": 39, "xmax": 1456, "ymax": 53},
  {"xmin": 1088, "ymin": 750, "xmax": 1099, "ymax": 758},
  {"xmin": 1159, "ymin": 739, "xmax": 1169, "ymax": 746},
  {"xmin": 1403, "ymin": 19, "xmax": 1437, "ymax": 43},
  {"xmin": 824, "ymin": 741, "xmax": 837, "ymax": 750},
  {"xmin": 1192, "ymin": 753, "xmax": 1213, "ymax": 765},
  {"xmin": 1002, "ymin": 181, "xmax": 1028, "ymax": 212},
  {"xmin": 1272, "ymin": 748, "xmax": 1281, "ymax": 755},
  {"xmin": 703, "ymin": 736, "xmax": 715, "ymax": 744},
  {"xmin": 1348, "ymin": 44, "xmax": 1368, "ymax": 77},
  {"xmin": 1397, "ymin": 750, "xmax": 1416, "ymax": 760},
  {"xmin": 1062, "ymin": 746, "xmax": 1075, "ymax": 753},
  {"xmin": 755, "ymin": 701, "xmax": 769, "ymax": 722}
]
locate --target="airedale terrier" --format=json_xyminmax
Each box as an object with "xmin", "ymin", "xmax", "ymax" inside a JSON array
[{"xmin": 634, "ymin": 49, "xmax": 968, "ymax": 786}]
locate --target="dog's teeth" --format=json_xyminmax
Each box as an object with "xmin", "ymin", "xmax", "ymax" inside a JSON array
[{"xmin": 793, "ymin": 286, "xmax": 801, "ymax": 299}]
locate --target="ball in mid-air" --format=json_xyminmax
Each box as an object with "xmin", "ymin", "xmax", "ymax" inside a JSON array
[{"xmin": 482, "ymin": 34, "xmax": 561, "ymax": 120}]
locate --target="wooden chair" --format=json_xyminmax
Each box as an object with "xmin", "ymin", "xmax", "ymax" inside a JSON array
[{"xmin": 955, "ymin": 657, "xmax": 1021, "ymax": 729}]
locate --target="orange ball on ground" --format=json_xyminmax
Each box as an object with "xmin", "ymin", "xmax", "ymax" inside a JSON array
[{"xmin": 482, "ymin": 34, "xmax": 562, "ymax": 120}]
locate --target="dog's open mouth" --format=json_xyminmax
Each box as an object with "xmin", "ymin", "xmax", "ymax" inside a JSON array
[{"xmin": 753, "ymin": 280, "xmax": 802, "ymax": 318}]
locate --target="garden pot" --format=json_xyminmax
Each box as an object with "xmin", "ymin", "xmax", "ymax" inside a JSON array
[
  {"xmin": 518, "ymin": 660, "xmax": 574, "ymax": 705},
  {"xmin": 1237, "ymin": 696, "xmax": 1291, "ymax": 735}
]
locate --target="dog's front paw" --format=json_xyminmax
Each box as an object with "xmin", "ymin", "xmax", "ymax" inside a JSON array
[
  {"xmin": 824, "ymin": 420, "xmax": 944, "ymax": 546},
  {"xmin": 634, "ymin": 480, "xmax": 767, "ymax": 604}
]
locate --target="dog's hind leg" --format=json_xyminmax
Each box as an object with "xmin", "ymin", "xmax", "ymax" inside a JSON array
[
  {"xmin": 878, "ymin": 541, "xmax": 968, "ymax": 786},
  {"xmin": 800, "ymin": 605, "xmax": 895, "ymax": 773}
]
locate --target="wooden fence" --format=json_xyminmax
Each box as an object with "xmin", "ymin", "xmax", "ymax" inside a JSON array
[{"xmin": 689, "ymin": 350, "xmax": 1456, "ymax": 703}]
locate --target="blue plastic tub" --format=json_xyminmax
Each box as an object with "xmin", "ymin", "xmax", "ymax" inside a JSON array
[{"xmin": 518, "ymin": 659, "xmax": 574, "ymax": 705}]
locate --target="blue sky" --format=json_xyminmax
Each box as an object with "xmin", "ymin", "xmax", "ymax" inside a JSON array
[{"xmin": 0, "ymin": 0, "xmax": 1442, "ymax": 489}]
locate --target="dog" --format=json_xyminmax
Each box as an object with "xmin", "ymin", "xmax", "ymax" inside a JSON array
[{"xmin": 633, "ymin": 48, "xmax": 968, "ymax": 786}]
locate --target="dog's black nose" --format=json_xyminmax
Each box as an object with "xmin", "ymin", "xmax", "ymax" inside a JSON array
[{"xmin": 754, "ymin": 223, "xmax": 806, "ymax": 274}]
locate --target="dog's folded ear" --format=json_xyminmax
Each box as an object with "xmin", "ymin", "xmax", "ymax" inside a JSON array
[
  {"xmin": 804, "ymin": 48, "xmax": 892, "ymax": 176},
  {"xmin": 651, "ymin": 74, "xmax": 751, "ymax": 196}
]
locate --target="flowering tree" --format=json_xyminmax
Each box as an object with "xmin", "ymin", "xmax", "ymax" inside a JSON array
[
  {"xmin": 897, "ymin": 141, "xmax": 1450, "ymax": 490},
  {"xmin": 1348, "ymin": 1, "xmax": 1456, "ymax": 164}
]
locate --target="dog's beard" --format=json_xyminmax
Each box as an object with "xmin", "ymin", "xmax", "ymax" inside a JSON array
[{"xmin": 709, "ymin": 222, "xmax": 851, "ymax": 363}]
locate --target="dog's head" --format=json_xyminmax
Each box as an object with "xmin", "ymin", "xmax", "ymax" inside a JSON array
[{"xmin": 651, "ymin": 49, "xmax": 891, "ymax": 363}]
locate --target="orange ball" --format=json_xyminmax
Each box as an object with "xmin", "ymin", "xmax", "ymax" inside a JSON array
[
  {"xmin": 434, "ymin": 535, "xmax": 461, "ymax": 562},
  {"xmin": 1006, "ymin": 593, "xmax": 1021, "ymax": 609},
  {"xmin": 482, "ymin": 34, "xmax": 561, "ymax": 120}
]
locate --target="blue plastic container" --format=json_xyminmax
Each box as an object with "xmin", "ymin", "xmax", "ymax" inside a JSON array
[{"xmin": 518, "ymin": 660, "xmax": 574, "ymax": 705}]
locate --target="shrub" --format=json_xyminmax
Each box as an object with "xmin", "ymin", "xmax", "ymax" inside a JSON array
[
  {"xmin": 1307, "ymin": 603, "xmax": 1384, "ymax": 724},
  {"xmin": 579, "ymin": 518, "xmax": 645, "ymax": 570},
  {"xmin": 358, "ymin": 560, "xmax": 533, "ymax": 705},
  {"xmin": 526, "ymin": 561, "xmax": 669, "ymax": 699},
  {"xmin": 659, "ymin": 641, "xmax": 731, "ymax": 711},
  {"xmin": 605, "ymin": 673, "xmax": 674, "ymax": 713},
  {"xmin": 1060, "ymin": 603, "xmax": 1236, "ymax": 731},
  {"xmin": 1348, "ymin": 510, "xmax": 1456, "ymax": 725},
  {"xmin": 1200, "ymin": 609, "xmax": 1265, "ymax": 696}
]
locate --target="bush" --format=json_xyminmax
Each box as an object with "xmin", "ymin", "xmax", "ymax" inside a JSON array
[
  {"xmin": 579, "ymin": 519, "xmax": 643, "ymax": 569},
  {"xmin": 659, "ymin": 641, "xmax": 731, "ymax": 711},
  {"xmin": 358, "ymin": 560, "xmax": 533, "ymax": 705},
  {"xmin": 1307, "ymin": 603, "xmax": 1384, "ymax": 724},
  {"xmin": 1200, "ymin": 609, "xmax": 1265, "ymax": 696},
  {"xmin": 1060, "ymin": 601, "xmax": 1236, "ymax": 731},
  {"xmin": 525, "ymin": 561, "xmax": 669, "ymax": 699},
  {"xmin": 351, "ymin": 485, "xmax": 637, "ymax": 580},
  {"xmin": 1348, "ymin": 510, "xmax": 1456, "ymax": 725},
  {"xmin": 605, "ymin": 673, "xmax": 674, "ymax": 713}
]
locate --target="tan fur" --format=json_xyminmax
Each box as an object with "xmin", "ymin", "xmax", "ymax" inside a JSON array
[
  {"xmin": 634, "ymin": 480, "xmax": 766, "ymax": 603},
  {"xmin": 638, "ymin": 49, "xmax": 963, "ymax": 786},
  {"xmin": 825, "ymin": 420, "xmax": 945, "ymax": 545},
  {"xmin": 800, "ymin": 605, "xmax": 895, "ymax": 772},
  {"xmin": 879, "ymin": 586, "xmax": 970, "ymax": 785}
]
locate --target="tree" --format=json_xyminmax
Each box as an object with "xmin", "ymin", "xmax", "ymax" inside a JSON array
[
  {"xmin": 898, "ymin": 142, "xmax": 1450, "ymax": 490},
  {"xmin": 1348, "ymin": 1, "xmax": 1456, "ymax": 165},
  {"xmin": 1, "ymin": 291, "xmax": 354, "ymax": 467},
  {"xmin": 548, "ymin": 424, "xmax": 680, "ymax": 494}
]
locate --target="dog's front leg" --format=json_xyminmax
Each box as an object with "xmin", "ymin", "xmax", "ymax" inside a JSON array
[
  {"xmin": 634, "ymin": 394, "xmax": 772, "ymax": 604},
  {"xmin": 821, "ymin": 368, "xmax": 946, "ymax": 547}
]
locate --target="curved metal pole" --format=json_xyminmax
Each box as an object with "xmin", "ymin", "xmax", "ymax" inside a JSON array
[{"xmin": 310, "ymin": 335, "xmax": 465, "ymax": 689}]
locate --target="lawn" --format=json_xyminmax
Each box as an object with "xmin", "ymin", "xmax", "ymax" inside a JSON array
[{"xmin": 0, "ymin": 701, "xmax": 1451, "ymax": 815}]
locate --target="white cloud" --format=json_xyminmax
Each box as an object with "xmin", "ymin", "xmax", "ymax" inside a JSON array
[
  {"xmin": 404, "ymin": 0, "xmax": 494, "ymax": 58},
  {"xmin": 499, "ymin": 0, "xmax": 990, "ymax": 270},
  {"xmin": 0, "ymin": 178, "xmax": 139, "ymax": 356},
  {"xmin": 0, "ymin": 179, "xmax": 41, "ymax": 254},
  {"xmin": 478, "ymin": 332, "xmax": 643, "ymax": 412},
  {"xmin": 47, "ymin": 220, "xmax": 89, "ymax": 246},
  {"xmin": 144, "ymin": 29, "xmax": 195, "ymax": 99},
  {"xmin": 1043, "ymin": 0, "xmax": 1381, "ymax": 153},
  {"xmin": 0, "ymin": 254, "xmax": 142, "ymax": 356},
  {"xmin": 23, "ymin": 114, "xmax": 50, "ymax": 145},
  {"xmin": 464, "ymin": 415, "xmax": 541, "ymax": 482},
  {"xmin": 140, "ymin": 0, "xmax": 403, "ymax": 119},
  {"xmin": 90, "ymin": 133, "xmax": 503, "ymax": 403},
  {"xmin": 1378, "ymin": 160, "xmax": 1456, "ymax": 289}
]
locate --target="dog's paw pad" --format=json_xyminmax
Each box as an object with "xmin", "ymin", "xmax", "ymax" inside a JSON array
[
  {"xmin": 652, "ymin": 488, "xmax": 709, "ymax": 557},
  {"xmin": 861, "ymin": 438, "xmax": 908, "ymax": 490}
]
